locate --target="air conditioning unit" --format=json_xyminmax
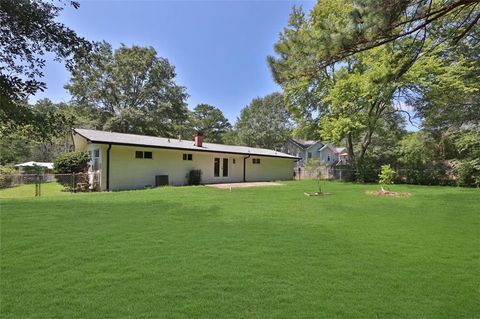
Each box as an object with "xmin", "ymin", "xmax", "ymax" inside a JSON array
[{"xmin": 155, "ymin": 175, "xmax": 169, "ymax": 187}]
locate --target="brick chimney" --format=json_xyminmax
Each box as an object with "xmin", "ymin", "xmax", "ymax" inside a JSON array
[{"xmin": 194, "ymin": 132, "xmax": 203, "ymax": 147}]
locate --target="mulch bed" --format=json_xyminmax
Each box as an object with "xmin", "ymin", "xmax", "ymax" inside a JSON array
[
  {"xmin": 366, "ymin": 190, "xmax": 411, "ymax": 197},
  {"xmin": 304, "ymin": 192, "xmax": 331, "ymax": 196}
]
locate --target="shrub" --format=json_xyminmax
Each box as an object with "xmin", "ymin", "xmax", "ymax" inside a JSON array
[
  {"xmin": 186, "ymin": 169, "xmax": 202, "ymax": 185},
  {"xmin": 455, "ymin": 159, "xmax": 480, "ymax": 187},
  {"xmin": 54, "ymin": 151, "xmax": 90, "ymax": 191},
  {"xmin": 54, "ymin": 151, "xmax": 90, "ymax": 174},
  {"xmin": 379, "ymin": 164, "xmax": 396, "ymax": 190},
  {"xmin": 0, "ymin": 166, "xmax": 16, "ymax": 189}
]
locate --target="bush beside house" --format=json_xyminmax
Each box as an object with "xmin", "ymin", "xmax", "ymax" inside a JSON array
[
  {"xmin": 0, "ymin": 166, "xmax": 16, "ymax": 189},
  {"xmin": 53, "ymin": 151, "xmax": 90, "ymax": 191}
]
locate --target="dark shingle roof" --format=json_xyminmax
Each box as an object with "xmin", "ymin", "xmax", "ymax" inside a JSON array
[{"xmin": 74, "ymin": 128, "xmax": 299, "ymax": 159}]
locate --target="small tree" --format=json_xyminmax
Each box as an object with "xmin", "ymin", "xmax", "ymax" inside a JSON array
[
  {"xmin": 379, "ymin": 165, "xmax": 396, "ymax": 192},
  {"xmin": 305, "ymin": 159, "xmax": 323, "ymax": 193}
]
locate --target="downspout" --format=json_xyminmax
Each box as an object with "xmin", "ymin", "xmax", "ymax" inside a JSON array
[
  {"xmin": 243, "ymin": 154, "xmax": 251, "ymax": 182},
  {"xmin": 106, "ymin": 144, "xmax": 112, "ymax": 191}
]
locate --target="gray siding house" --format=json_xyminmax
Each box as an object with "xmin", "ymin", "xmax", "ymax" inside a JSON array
[{"xmin": 281, "ymin": 138, "xmax": 348, "ymax": 167}]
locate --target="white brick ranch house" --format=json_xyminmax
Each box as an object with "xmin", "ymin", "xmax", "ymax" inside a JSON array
[{"xmin": 73, "ymin": 128, "xmax": 299, "ymax": 191}]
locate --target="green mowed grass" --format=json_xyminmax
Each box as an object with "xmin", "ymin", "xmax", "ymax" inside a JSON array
[
  {"xmin": 0, "ymin": 182, "xmax": 68, "ymax": 198},
  {"xmin": 1, "ymin": 181, "xmax": 479, "ymax": 318}
]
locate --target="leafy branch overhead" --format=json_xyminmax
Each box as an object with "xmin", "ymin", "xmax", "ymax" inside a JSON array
[
  {"xmin": 0, "ymin": 0, "xmax": 91, "ymax": 99},
  {"xmin": 290, "ymin": 0, "xmax": 480, "ymax": 69}
]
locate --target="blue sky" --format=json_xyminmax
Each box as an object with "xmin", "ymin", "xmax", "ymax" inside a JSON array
[{"xmin": 33, "ymin": 0, "xmax": 315, "ymax": 123}]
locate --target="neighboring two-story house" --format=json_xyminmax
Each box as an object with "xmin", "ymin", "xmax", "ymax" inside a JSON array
[{"xmin": 281, "ymin": 138, "xmax": 348, "ymax": 167}]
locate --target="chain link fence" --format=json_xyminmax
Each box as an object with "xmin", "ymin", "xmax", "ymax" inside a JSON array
[
  {"xmin": 0, "ymin": 172, "xmax": 100, "ymax": 197},
  {"xmin": 294, "ymin": 166, "xmax": 455, "ymax": 185},
  {"xmin": 294, "ymin": 166, "xmax": 354, "ymax": 181}
]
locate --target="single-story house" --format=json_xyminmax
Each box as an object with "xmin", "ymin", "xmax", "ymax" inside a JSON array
[
  {"xmin": 73, "ymin": 128, "xmax": 299, "ymax": 191},
  {"xmin": 281, "ymin": 137, "xmax": 348, "ymax": 167},
  {"xmin": 15, "ymin": 161, "xmax": 54, "ymax": 174}
]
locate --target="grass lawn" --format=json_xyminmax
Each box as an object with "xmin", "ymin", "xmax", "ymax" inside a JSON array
[
  {"xmin": 0, "ymin": 182, "xmax": 68, "ymax": 199},
  {"xmin": 1, "ymin": 181, "xmax": 479, "ymax": 318}
]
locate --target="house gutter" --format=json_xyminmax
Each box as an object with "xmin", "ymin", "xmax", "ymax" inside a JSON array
[
  {"xmin": 243, "ymin": 154, "xmax": 251, "ymax": 182},
  {"xmin": 72, "ymin": 129, "xmax": 300, "ymax": 160},
  {"xmin": 106, "ymin": 144, "xmax": 112, "ymax": 191}
]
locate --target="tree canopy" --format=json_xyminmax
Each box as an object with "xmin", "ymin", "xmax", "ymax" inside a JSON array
[
  {"xmin": 231, "ymin": 93, "xmax": 291, "ymax": 150},
  {"xmin": 190, "ymin": 104, "xmax": 231, "ymax": 143},
  {"xmin": 65, "ymin": 42, "xmax": 189, "ymax": 137}
]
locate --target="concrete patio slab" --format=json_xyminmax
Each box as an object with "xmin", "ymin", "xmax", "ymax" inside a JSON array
[{"xmin": 206, "ymin": 182, "xmax": 285, "ymax": 189}]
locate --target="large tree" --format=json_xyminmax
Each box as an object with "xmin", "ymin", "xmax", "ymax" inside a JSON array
[
  {"xmin": 65, "ymin": 42, "xmax": 189, "ymax": 137},
  {"xmin": 232, "ymin": 93, "xmax": 291, "ymax": 149},
  {"xmin": 190, "ymin": 104, "xmax": 231, "ymax": 143},
  {"xmin": 268, "ymin": 0, "xmax": 475, "ymax": 180},
  {"xmin": 0, "ymin": 0, "xmax": 90, "ymax": 135}
]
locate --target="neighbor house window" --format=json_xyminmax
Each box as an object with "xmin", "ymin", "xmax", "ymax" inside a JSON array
[
  {"xmin": 252, "ymin": 158, "xmax": 261, "ymax": 164},
  {"xmin": 327, "ymin": 155, "xmax": 331, "ymax": 162},
  {"xmin": 94, "ymin": 149, "xmax": 100, "ymax": 158},
  {"xmin": 308, "ymin": 152, "xmax": 312, "ymax": 159},
  {"xmin": 182, "ymin": 154, "xmax": 193, "ymax": 161},
  {"xmin": 135, "ymin": 151, "xmax": 152, "ymax": 159}
]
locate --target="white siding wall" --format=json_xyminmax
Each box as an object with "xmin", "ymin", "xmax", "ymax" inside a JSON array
[
  {"xmin": 245, "ymin": 156, "xmax": 294, "ymax": 182},
  {"xmin": 94, "ymin": 144, "xmax": 295, "ymax": 190}
]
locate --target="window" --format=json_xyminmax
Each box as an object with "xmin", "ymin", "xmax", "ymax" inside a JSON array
[
  {"xmin": 307, "ymin": 152, "xmax": 312, "ymax": 159},
  {"xmin": 135, "ymin": 151, "xmax": 152, "ymax": 159},
  {"xmin": 214, "ymin": 157, "xmax": 220, "ymax": 177},
  {"xmin": 252, "ymin": 158, "xmax": 261, "ymax": 164},
  {"xmin": 222, "ymin": 158, "xmax": 229, "ymax": 177},
  {"xmin": 232, "ymin": 159, "xmax": 236, "ymax": 164},
  {"xmin": 182, "ymin": 154, "xmax": 193, "ymax": 161},
  {"xmin": 327, "ymin": 155, "xmax": 330, "ymax": 162},
  {"xmin": 93, "ymin": 149, "xmax": 100, "ymax": 158}
]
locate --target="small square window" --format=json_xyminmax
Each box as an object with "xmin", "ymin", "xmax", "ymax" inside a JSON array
[
  {"xmin": 144, "ymin": 151, "xmax": 152, "ymax": 159},
  {"xmin": 183, "ymin": 154, "xmax": 192, "ymax": 161},
  {"xmin": 252, "ymin": 158, "xmax": 261, "ymax": 164},
  {"xmin": 135, "ymin": 151, "xmax": 143, "ymax": 159}
]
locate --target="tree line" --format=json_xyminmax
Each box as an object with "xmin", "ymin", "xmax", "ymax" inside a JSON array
[{"xmin": 1, "ymin": 0, "xmax": 478, "ymax": 186}]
